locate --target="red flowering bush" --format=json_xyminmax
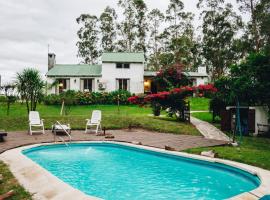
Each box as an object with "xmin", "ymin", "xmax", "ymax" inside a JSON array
[
  {"xmin": 128, "ymin": 84, "xmax": 217, "ymax": 119},
  {"xmin": 154, "ymin": 65, "xmax": 189, "ymax": 90}
]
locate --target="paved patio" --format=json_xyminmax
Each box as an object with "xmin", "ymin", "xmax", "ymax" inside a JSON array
[{"xmin": 0, "ymin": 129, "xmax": 228, "ymax": 153}]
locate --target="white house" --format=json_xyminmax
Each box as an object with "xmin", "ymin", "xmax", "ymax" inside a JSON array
[{"xmin": 46, "ymin": 52, "xmax": 209, "ymax": 94}]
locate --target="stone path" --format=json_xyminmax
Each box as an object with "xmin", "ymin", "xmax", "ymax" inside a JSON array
[
  {"xmin": 191, "ymin": 116, "xmax": 231, "ymax": 142},
  {"xmin": 0, "ymin": 129, "xmax": 228, "ymax": 153}
]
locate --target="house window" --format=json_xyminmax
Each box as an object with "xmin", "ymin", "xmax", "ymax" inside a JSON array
[
  {"xmin": 57, "ymin": 79, "xmax": 70, "ymax": 94},
  {"xmin": 81, "ymin": 79, "xmax": 93, "ymax": 92},
  {"xmin": 124, "ymin": 63, "xmax": 130, "ymax": 68},
  {"xmin": 116, "ymin": 63, "xmax": 130, "ymax": 69},
  {"xmin": 116, "ymin": 79, "xmax": 130, "ymax": 91}
]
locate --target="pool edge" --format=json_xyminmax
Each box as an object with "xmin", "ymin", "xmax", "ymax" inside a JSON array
[{"xmin": 0, "ymin": 141, "xmax": 269, "ymax": 200}]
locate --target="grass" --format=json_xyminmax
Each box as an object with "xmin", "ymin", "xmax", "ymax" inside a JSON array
[
  {"xmin": 0, "ymin": 161, "xmax": 32, "ymax": 199},
  {"xmin": 0, "ymin": 103, "xmax": 200, "ymax": 135},
  {"xmin": 185, "ymin": 136, "xmax": 270, "ymax": 170},
  {"xmin": 191, "ymin": 112, "xmax": 221, "ymax": 129},
  {"xmin": 189, "ymin": 97, "xmax": 210, "ymax": 111},
  {"xmin": 190, "ymin": 109, "xmax": 270, "ymax": 170}
]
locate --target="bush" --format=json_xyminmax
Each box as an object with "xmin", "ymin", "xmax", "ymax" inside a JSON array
[
  {"xmin": 128, "ymin": 84, "xmax": 217, "ymax": 120},
  {"xmin": 109, "ymin": 90, "xmax": 132, "ymax": 105},
  {"xmin": 0, "ymin": 95, "xmax": 7, "ymax": 103},
  {"xmin": 209, "ymin": 96, "xmax": 226, "ymax": 122},
  {"xmin": 43, "ymin": 90, "xmax": 132, "ymax": 105},
  {"xmin": 60, "ymin": 90, "xmax": 78, "ymax": 105},
  {"xmin": 43, "ymin": 94, "xmax": 61, "ymax": 105},
  {"xmin": 151, "ymin": 102, "xmax": 161, "ymax": 116}
]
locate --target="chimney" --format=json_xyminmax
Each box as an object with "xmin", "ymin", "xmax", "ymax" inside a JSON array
[
  {"xmin": 48, "ymin": 53, "xmax": 56, "ymax": 70},
  {"xmin": 198, "ymin": 66, "xmax": 207, "ymax": 74}
]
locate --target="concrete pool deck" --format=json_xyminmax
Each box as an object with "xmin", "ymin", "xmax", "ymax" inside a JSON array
[
  {"xmin": 0, "ymin": 129, "xmax": 228, "ymax": 154},
  {"xmin": 1, "ymin": 141, "xmax": 270, "ymax": 200}
]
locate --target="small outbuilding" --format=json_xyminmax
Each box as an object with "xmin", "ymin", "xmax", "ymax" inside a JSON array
[{"xmin": 221, "ymin": 106, "xmax": 269, "ymax": 136}]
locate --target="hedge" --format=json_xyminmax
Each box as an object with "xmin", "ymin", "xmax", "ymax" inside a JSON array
[{"xmin": 43, "ymin": 90, "xmax": 132, "ymax": 105}]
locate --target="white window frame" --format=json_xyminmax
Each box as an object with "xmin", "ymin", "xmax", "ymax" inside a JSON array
[
  {"xmin": 116, "ymin": 78, "xmax": 130, "ymax": 91},
  {"xmin": 80, "ymin": 78, "xmax": 93, "ymax": 92}
]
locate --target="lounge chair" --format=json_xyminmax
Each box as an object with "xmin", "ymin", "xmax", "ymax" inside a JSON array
[
  {"xmin": 29, "ymin": 111, "xmax": 45, "ymax": 135},
  {"xmin": 85, "ymin": 110, "xmax": 102, "ymax": 134}
]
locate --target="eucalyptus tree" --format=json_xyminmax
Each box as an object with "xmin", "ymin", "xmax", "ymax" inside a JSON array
[
  {"xmin": 255, "ymin": 0, "xmax": 270, "ymax": 53},
  {"xmin": 100, "ymin": 6, "xmax": 117, "ymax": 52},
  {"xmin": 147, "ymin": 8, "xmax": 165, "ymax": 70},
  {"xmin": 16, "ymin": 68, "xmax": 45, "ymax": 113},
  {"xmin": 76, "ymin": 14, "xmax": 99, "ymax": 64},
  {"xmin": 133, "ymin": 0, "xmax": 148, "ymax": 58},
  {"xmin": 165, "ymin": 0, "xmax": 194, "ymax": 40},
  {"xmin": 166, "ymin": 0, "xmax": 184, "ymax": 40},
  {"xmin": 117, "ymin": 0, "xmax": 137, "ymax": 52},
  {"xmin": 165, "ymin": 0, "xmax": 195, "ymax": 65},
  {"xmin": 236, "ymin": 0, "xmax": 261, "ymax": 52},
  {"xmin": 198, "ymin": 0, "xmax": 243, "ymax": 80}
]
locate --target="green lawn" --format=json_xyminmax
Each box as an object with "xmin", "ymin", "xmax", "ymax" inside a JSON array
[
  {"xmin": 190, "ymin": 110, "xmax": 270, "ymax": 170},
  {"xmin": 0, "ymin": 161, "xmax": 32, "ymax": 199},
  {"xmin": 191, "ymin": 112, "xmax": 221, "ymax": 129},
  {"xmin": 185, "ymin": 136, "xmax": 270, "ymax": 170},
  {"xmin": 0, "ymin": 103, "xmax": 200, "ymax": 135},
  {"xmin": 189, "ymin": 97, "xmax": 210, "ymax": 111}
]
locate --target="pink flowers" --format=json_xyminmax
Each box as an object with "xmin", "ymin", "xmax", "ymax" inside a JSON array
[
  {"xmin": 197, "ymin": 83, "xmax": 217, "ymax": 92},
  {"xmin": 128, "ymin": 84, "xmax": 217, "ymax": 106}
]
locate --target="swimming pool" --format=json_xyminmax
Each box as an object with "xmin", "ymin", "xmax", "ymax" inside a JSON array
[{"xmin": 23, "ymin": 143, "xmax": 260, "ymax": 200}]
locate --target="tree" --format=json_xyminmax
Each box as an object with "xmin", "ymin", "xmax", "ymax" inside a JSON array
[
  {"xmin": 237, "ymin": 0, "xmax": 261, "ymax": 52},
  {"xmin": 76, "ymin": 14, "xmax": 99, "ymax": 64},
  {"xmin": 16, "ymin": 68, "xmax": 45, "ymax": 113},
  {"xmin": 166, "ymin": 0, "xmax": 185, "ymax": 40},
  {"xmin": 163, "ymin": 0, "xmax": 195, "ymax": 67},
  {"xmin": 198, "ymin": 0, "xmax": 243, "ymax": 80},
  {"xmin": 255, "ymin": 0, "xmax": 270, "ymax": 53},
  {"xmin": 0, "ymin": 84, "xmax": 16, "ymax": 115},
  {"xmin": 168, "ymin": 35, "xmax": 194, "ymax": 66},
  {"xmin": 147, "ymin": 9, "xmax": 165, "ymax": 70},
  {"xmin": 133, "ymin": 0, "xmax": 148, "ymax": 58},
  {"xmin": 211, "ymin": 53, "xmax": 270, "ymax": 118},
  {"xmin": 117, "ymin": 0, "xmax": 137, "ymax": 52},
  {"xmin": 154, "ymin": 65, "xmax": 190, "ymax": 90},
  {"xmin": 100, "ymin": 6, "xmax": 117, "ymax": 52}
]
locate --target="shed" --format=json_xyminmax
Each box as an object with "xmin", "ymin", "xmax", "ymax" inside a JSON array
[{"xmin": 221, "ymin": 106, "xmax": 269, "ymax": 135}]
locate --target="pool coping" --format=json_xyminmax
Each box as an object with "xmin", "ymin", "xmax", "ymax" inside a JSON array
[{"xmin": 0, "ymin": 141, "xmax": 269, "ymax": 200}]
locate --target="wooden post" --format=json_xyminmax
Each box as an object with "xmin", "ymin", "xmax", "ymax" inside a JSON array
[
  {"xmin": 117, "ymin": 94, "xmax": 120, "ymax": 113},
  {"xmin": 60, "ymin": 100, "xmax": 64, "ymax": 116}
]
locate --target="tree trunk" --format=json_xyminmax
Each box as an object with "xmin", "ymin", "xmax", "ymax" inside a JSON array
[
  {"xmin": 7, "ymin": 102, "xmax": 10, "ymax": 116},
  {"xmin": 26, "ymin": 100, "xmax": 29, "ymax": 114},
  {"xmin": 250, "ymin": 0, "xmax": 260, "ymax": 52}
]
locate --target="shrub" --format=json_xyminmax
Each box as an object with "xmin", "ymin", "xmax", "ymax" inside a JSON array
[
  {"xmin": 128, "ymin": 84, "xmax": 217, "ymax": 120},
  {"xmin": 43, "ymin": 90, "xmax": 132, "ymax": 105},
  {"xmin": 43, "ymin": 94, "xmax": 61, "ymax": 105},
  {"xmin": 109, "ymin": 90, "xmax": 132, "ymax": 105},
  {"xmin": 154, "ymin": 65, "xmax": 189, "ymax": 90},
  {"xmin": 0, "ymin": 95, "xmax": 7, "ymax": 103},
  {"xmin": 60, "ymin": 90, "xmax": 78, "ymax": 105},
  {"xmin": 151, "ymin": 102, "xmax": 161, "ymax": 116}
]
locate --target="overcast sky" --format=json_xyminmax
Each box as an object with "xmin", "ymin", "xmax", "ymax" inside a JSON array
[{"xmin": 0, "ymin": 0, "xmax": 243, "ymax": 84}]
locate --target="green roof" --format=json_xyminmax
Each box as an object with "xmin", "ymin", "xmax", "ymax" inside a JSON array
[
  {"xmin": 101, "ymin": 52, "xmax": 145, "ymax": 63},
  {"xmin": 182, "ymin": 71, "xmax": 208, "ymax": 77},
  {"xmin": 144, "ymin": 71, "xmax": 157, "ymax": 76},
  {"xmin": 46, "ymin": 64, "xmax": 102, "ymax": 77}
]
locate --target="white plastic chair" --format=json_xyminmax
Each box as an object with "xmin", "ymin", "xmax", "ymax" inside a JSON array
[
  {"xmin": 85, "ymin": 110, "xmax": 102, "ymax": 134},
  {"xmin": 29, "ymin": 111, "xmax": 45, "ymax": 135}
]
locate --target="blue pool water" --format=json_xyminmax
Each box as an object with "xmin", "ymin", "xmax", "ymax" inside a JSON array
[{"xmin": 23, "ymin": 143, "xmax": 260, "ymax": 200}]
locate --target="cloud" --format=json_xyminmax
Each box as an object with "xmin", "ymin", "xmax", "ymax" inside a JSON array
[{"xmin": 0, "ymin": 0, "xmax": 242, "ymax": 84}]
